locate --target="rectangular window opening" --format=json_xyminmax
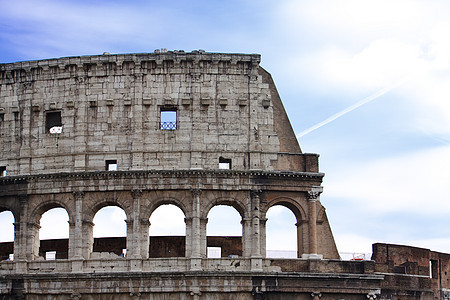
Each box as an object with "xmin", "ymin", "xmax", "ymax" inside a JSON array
[
  {"xmin": 160, "ymin": 108, "xmax": 177, "ymax": 130},
  {"xmin": 45, "ymin": 251, "xmax": 56, "ymax": 261},
  {"xmin": 430, "ymin": 259, "xmax": 438, "ymax": 279},
  {"xmin": 46, "ymin": 111, "xmax": 62, "ymax": 134},
  {"xmin": 0, "ymin": 166, "xmax": 6, "ymax": 177},
  {"xmin": 219, "ymin": 157, "xmax": 232, "ymax": 169},
  {"xmin": 105, "ymin": 160, "xmax": 117, "ymax": 171},
  {"xmin": 207, "ymin": 247, "xmax": 221, "ymax": 258}
]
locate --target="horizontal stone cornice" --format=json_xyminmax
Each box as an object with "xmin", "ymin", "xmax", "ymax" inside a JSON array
[{"xmin": 0, "ymin": 169, "xmax": 324, "ymax": 183}]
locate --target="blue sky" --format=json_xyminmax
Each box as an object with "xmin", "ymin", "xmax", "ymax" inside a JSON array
[{"xmin": 1, "ymin": 0, "xmax": 450, "ymax": 255}]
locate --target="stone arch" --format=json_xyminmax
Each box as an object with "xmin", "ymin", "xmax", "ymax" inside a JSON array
[
  {"xmin": 84, "ymin": 194, "xmax": 132, "ymax": 224},
  {"xmin": 147, "ymin": 201, "xmax": 187, "ymax": 258},
  {"xmin": 145, "ymin": 197, "xmax": 188, "ymax": 220},
  {"xmin": 263, "ymin": 197, "xmax": 307, "ymax": 258},
  {"xmin": 0, "ymin": 204, "xmax": 19, "ymax": 224},
  {"xmin": 204, "ymin": 197, "xmax": 246, "ymax": 258},
  {"xmin": 29, "ymin": 199, "xmax": 73, "ymax": 225},
  {"xmin": 263, "ymin": 197, "xmax": 306, "ymax": 223},
  {"xmin": 81, "ymin": 193, "xmax": 132, "ymax": 259},
  {"xmin": 28, "ymin": 199, "xmax": 72, "ymax": 260},
  {"xmin": 202, "ymin": 196, "xmax": 247, "ymax": 220},
  {"xmin": 317, "ymin": 206, "xmax": 326, "ymax": 223}
]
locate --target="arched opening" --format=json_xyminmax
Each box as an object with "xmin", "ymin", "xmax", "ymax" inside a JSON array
[
  {"xmin": 149, "ymin": 204, "xmax": 186, "ymax": 258},
  {"xmin": 39, "ymin": 207, "xmax": 69, "ymax": 260},
  {"xmin": 206, "ymin": 205, "xmax": 242, "ymax": 258},
  {"xmin": 0, "ymin": 210, "xmax": 14, "ymax": 260},
  {"xmin": 266, "ymin": 205, "xmax": 298, "ymax": 258},
  {"xmin": 92, "ymin": 206, "xmax": 127, "ymax": 258}
]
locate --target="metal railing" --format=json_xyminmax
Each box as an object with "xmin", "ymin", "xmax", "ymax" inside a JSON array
[{"xmin": 160, "ymin": 121, "xmax": 177, "ymax": 130}]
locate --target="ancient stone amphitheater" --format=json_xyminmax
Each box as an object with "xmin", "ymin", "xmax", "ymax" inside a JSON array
[{"xmin": 0, "ymin": 50, "xmax": 448, "ymax": 299}]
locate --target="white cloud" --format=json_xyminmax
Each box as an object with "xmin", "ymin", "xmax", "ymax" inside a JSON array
[{"xmin": 326, "ymin": 145, "xmax": 450, "ymax": 215}]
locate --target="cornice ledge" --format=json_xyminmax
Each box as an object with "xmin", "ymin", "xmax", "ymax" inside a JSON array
[{"xmin": 0, "ymin": 169, "xmax": 324, "ymax": 182}]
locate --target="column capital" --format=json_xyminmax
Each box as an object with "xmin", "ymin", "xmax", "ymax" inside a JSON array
[
  {"xmin": 73, "ymin": 191, "xmax": 84, "ymax": 199},
  {"xmin": 307, "ymin": 186, "xmax": 323, "ymax": 201},
  {"xmin": 311, "ymin": 291, "xmax": 322, "ymax": 300},
  {"xmin": 19, "ymin": 195, "xmax": 29, "ymax": 206},
  {"xmin": 190, "ymin": 188, "xmax": 202, "ymax": 197},
  {"xmin": 250, "ymin": 189, "xmax": 262, "ymax": 198},
  {"xmin": 131, "ymin": 189, "xmax": 143, "ymax": 199}
]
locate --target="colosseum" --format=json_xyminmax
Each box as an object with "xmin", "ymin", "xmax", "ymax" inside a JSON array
[{"xmin": 0, "ymin": 50, "xmax": 449, "ymax": 299}]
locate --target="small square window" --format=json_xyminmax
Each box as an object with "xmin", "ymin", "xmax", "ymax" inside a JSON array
[
  {"xmin": 105, "ymin": 160, "xmax": 117, "ymax": 171},
  {"xmin": 160, "ymin": 108, "xmax": 177, "ymax": 130},
  {"xmin": 0, "ymin": 166, "xmax": 6, "ymax": 177},
  {"xmin": 219, "ymin": 157, "xmax": 232, "ymax": 169},
  {"xmin": 46, "ymin": 111, "xmax": 62, "ymax": 134}
]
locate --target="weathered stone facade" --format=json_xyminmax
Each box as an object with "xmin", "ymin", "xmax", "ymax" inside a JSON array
[{"xmin": 0, "ymin": 51, "xmax": 448, "ymax": 299}]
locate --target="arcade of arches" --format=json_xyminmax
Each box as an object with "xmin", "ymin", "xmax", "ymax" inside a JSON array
[{"xmin": 0, "ymin": 186, "xmax": 339, "ymax": 266}]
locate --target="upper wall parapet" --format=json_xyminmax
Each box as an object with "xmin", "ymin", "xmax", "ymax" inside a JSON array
[{"xmin": 0, "ymin": 50, "xmax": 261, "ymax": 83}]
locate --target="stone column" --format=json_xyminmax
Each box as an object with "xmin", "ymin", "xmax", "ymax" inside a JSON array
[
  {"xmin": 190, "ymin": 189, "xmax": 202, "ymax": 270},
  {"xmin": 185, "ymin": 217, "xmax": 193, "ymax": 258},
  {"xmin": 71, "ymin": 191, "xmax": 84, "ymax": 260},
  {"xmin": 28, "ymin": 222, "xmax": 41, "ymax": 260},
  {"xmin": 140, "ymin": 219, "xmax": 150, "ymax": 259},
  {"xmin": 296, "ymin": 221, "xmax": 304, "ymax": 258},
  {"xmin": 302, "ymin": 187, "xmax": 323, "ymax": 260},
  {"xmin": 260, "ymin": 218, "xmax": 268, "ymax": 258},
  {"xmin": 250, "ymin": 190, "xmax": 263, "ymax": 271},
  {"xmin": 130, "ymin": 189, "xmax": 142, "ymax": 259},
  {"xmin": 199, "ymin": 217, "xmax": 208, "ymax": 258},
  {"xmin": 16, "ymin": 196, "xmax": 28, "ymax": 262},
  {"xmin": 241, "ymin": 217, "xmax": 252, "ymax": 258},
  {"xmin": 82, "ymin": 220, "xmax": 94, "ymax": 259}
]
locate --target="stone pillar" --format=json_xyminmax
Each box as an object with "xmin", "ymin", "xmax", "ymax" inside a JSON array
[
  {"xmin": 130, "ymin": 189, "xmax": 143, "ymax": 259},
  {"xmin": 199, "ymin": 217, "xmax": 208, "ymax": 258},
  {"xmin": 140, "ymin": 219, "xmax": 150, "ymax": 259},
  {"xmin": 185, "ymin": 217, "xmax": 193, "ymax": 258},
  {"xmin": 260, "ymin": 218, "xmax": 267, "ymax": 258},
  {"xmin": 16, "ymin": 196, "xmax": 28, "ymax": 261},
  {"xmin": 82, "ymin": 220, "xmax": 94, "ymax": 259},
  {"xmin": 296, "ymin": 221, "xmax": 304, "ymax": 258},
  {"xmin": 250, "ymin": 190, "xmax": 263, "ymax": 271},
  {"xmin": 71, "ymin": 191, "xmax": 84, "ymax": 260},
  {"xmin": 70, "ymin": 192, "xmax": 85, "ymax": 272},
  {"xmin": 241, "ymin": 217, "xmax": 252, "ymax": 258},
  {"xmin": 28, "ymin": 222, "xmax": 41, "ymax": 260},
  {"xmin": 190, "ymin": 189, "xmax": 202, "ymax": 270},
  {"xmin": 302, "ymin": 187, "xmax": 323, "ymax": 260}
]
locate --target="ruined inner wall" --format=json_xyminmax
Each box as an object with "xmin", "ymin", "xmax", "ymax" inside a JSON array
[{"xmin": 0, "ymin": 51, "xmax": 314, "ymax": 176}]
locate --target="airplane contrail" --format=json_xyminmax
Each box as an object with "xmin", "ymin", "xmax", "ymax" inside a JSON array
[{"xmin": 296, "ymin": 78, "xmax": 410, "ymax": 138}]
